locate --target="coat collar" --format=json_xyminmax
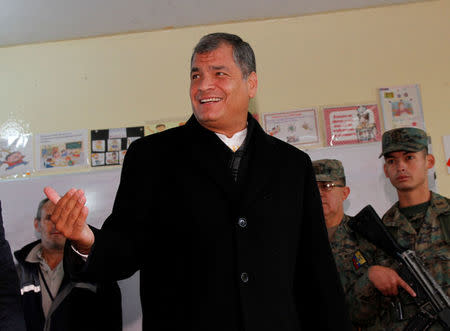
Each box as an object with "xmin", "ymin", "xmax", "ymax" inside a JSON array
[
  {"xmin": 184, "ymin": 115, "xmax": 236, "ymax": 201},
  {"xmin": 429, "ymin": 191, "xmax": 450, "ymax": 214},
  {"xmin": 239, "ymin": 115, "xmax": 278, "ymax": 208},
  {"xmin": 383, "ymin": 191, "xmax": 450, "ymax": 240},
  {"xmin": 384, "ymin": 191, "xmax": 449, "ymax": 228},
  {"xmin": 183, "ymin": 113, "xmax": 277, "ymax": 209}
]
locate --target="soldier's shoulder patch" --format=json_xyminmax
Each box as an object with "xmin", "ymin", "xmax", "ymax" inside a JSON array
[{"xmin": 352, "ymin": 250, "xmax": 367, "ymax": 270}]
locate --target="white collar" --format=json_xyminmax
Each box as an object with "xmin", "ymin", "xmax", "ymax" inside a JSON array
[{"xmin": 215, "ymin": 127, "xmax": 248, "ymax": 152}]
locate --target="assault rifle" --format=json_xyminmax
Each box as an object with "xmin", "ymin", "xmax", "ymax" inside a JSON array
[{"xmin": 348, "ymin": 205, "xmax": 450, "ymax": 331}]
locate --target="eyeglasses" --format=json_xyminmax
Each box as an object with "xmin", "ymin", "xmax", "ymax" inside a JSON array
[{"xmin": 317, "ymin": 182, "xmax": 345, "ymax": 192}]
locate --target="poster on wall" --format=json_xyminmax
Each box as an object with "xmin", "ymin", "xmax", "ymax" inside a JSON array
[
  {"xmin": 35, "ymin": 130, "xmax": 89, "ymax": 171},
  {"xmin": 0, "ymin": 134, "xmax": 33, "ymax": 178},
  {"xmin": 145, "ymin": 118, "xmax": 187, "ymax": 136},
  {"xmin": 323, "ymin": 104, "xmax": 381, "ymax": 146},
  {"xmin": 91, "ymin": 126, "xmax": 144, "ymax": 167},
  {"xmin": 443, "ymin": 135, "xmax": 450, "ymax": 174},
  {"xmin": 263, "ymin": 108, "xmax": 320, "ymax": 146},
  {"xmin": 379, "ymin": 84, "xmax": 425, "ymax": 130}
]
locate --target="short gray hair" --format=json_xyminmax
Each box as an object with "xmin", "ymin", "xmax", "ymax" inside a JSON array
[{"xmin": 191, "ymin": 32, "xmax": 256, "ymax": 79}]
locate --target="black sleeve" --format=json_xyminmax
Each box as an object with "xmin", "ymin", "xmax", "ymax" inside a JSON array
[
  {"xmin": 96, "ymin": 280, "xmax": 123, "ymax": 331},
  {"xmin": 0, "ymin": 201, "xmax": 26, "ymax": 331},
  {"xmin": 66, "ymin": 138, "xmax": 153, "ymax": 282}
]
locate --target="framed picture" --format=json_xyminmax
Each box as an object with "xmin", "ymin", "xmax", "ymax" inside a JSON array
[{"xmin": 323, "ymin": 104, "xmax": 381, "ymax": 146}]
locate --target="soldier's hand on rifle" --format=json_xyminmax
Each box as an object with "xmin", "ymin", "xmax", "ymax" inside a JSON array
[{"xmin": 368, "ymin": 265, "xmax": 416, "ymax": 297}]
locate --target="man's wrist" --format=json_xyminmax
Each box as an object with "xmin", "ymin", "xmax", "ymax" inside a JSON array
[{"xmin": 70, "ymin": 244, "xmax": 91, "ymax": 260}]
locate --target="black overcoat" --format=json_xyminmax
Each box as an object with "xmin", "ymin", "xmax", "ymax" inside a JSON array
[
  {"xmin": 0, "ymin": 201, "xmax": 26, "ymax": 331},
  {"xmin": 74, "ymin": 114, "xmax": 351, "ymax": 331}
]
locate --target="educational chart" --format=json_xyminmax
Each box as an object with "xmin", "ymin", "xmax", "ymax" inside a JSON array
[
  {"xmin": 379, "ymin": 84, "xmax": 425, "ymax": 130},
  {"xmin": 263, "ymin": 109, "xmax": 320, "ymax": 146},
  {"xmin": 91, "ymin": 126, "xmax": 144, "ymax": 166},
  {"xmin": 323, "ymin": 104, "xmax": 381, "ymax": 146},
  {"xmin": 35, "ymin": 130, "xmax": 89, "ymax": 171},
  {"xmin": 0, "ymin": 134, "xmax": 33, "ymax": 178},
  {"xmin": 144, "ymin": 118, "xmax": 186, "ymax": 136}
]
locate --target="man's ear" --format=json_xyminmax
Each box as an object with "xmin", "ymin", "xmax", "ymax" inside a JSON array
[
  {"xmin": 426, "ymin": 153, "xmax": 435, "ymax": 170},
  {"xmin": 247, "ymin": 72, "xmax": 258, "ymax": 99},
  {"xmin": 342, "ymin": 186, "xmax": 350, "ymax": 200},
  {"xmin": 34, "ymin": 218, "xmax": 40, "ymax": 232}
]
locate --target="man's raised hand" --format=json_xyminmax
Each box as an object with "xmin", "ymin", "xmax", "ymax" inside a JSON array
[{"xmin": 44, "ymin": 186, "xmax": 95, "ymax": 254}]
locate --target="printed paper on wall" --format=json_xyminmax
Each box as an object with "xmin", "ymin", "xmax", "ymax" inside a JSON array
[
  {"xmin": 379, "ymin": 84, "xmax": 425, "ymax": 130},
  {"xmin": 35, "ymin": 130, "xmax": 89, "ymax": 171},
  {"xmin": 263, "ymin": 109, "xmax": 320, "ymax": 146},
  {"xmin": 90, "ymin": 126, "xmax": 144, "ymax": 167},
  {"xmin": 145, "ymin": 118, "xmax": 187, "ymax": 136},
  {"xmin": 0, "ymin": 134, "xmax": 33, "ymax": 178},
  {"xmin": 323, "ymin": 104, "xmax": 381, "ymax": 146}
]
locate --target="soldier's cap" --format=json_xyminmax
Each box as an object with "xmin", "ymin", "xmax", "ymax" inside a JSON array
[
  {"xmin": 379, "ymin": 127, "xmax": 428, "ymax": 158},
  {"xmin": 312, "ymin": 159, "xmax": 345, "ymax": 182}
]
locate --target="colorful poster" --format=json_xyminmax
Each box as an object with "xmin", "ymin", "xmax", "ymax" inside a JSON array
[
  {"xmin": 263, "ymin": 109, "xmax": 320, "ymax": 146},
  {"xmin": 0, "ymin": 134, "xmax": 33, "ymax": 177},
  {"xmin": 35, "ymin": 130, "xmax": 89, "ymax": 170},
  {"xmin": 443, "ymin": 135, "xmax": 450, "ymax": 174},
  {"xmin": 323, "ymin": 104, "xmax": 381, "ymax": 146},
  {"xmin": 90, "ymin": 126, "xmax": 144, "ymax": 167},
  {"xmin": 379, "ymin": 84, "xmax": 425, "ymax": 130},
  {"xmin": 145, "ymin": 118, "xmax": 187, "ymax": 136}
]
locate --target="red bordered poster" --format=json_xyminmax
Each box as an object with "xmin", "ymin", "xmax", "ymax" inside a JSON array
[{"xmin": 323, "ymin": 104, "xmax": 381, "ymax": 146}]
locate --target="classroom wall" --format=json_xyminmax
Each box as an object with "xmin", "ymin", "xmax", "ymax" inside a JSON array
[{"xmin": 1, "ymin": 1, "xmax": 449, "ymax": 192}]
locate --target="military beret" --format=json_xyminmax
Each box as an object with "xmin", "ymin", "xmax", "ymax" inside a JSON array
[
  {"xmin": 312, "ymin": 159, "xmax": 345, "ymax": 182},
  {"xmin": 380, "ymin": 127, "xmax": 427, "ymax": 158}
]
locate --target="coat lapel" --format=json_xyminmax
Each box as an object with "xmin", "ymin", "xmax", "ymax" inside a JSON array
[
  {"xmin": 239, "ymin": 117, "xmax": 277, "ymax": 209},
  {"xmin": 183, "ymin": 115, "xmax": 237, "ymax": 201},
  {"xmin": 182, "ymin": 114, "xmax": 277, "ymax": 208}
]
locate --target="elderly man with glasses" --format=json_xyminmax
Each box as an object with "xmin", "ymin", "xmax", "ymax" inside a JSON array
[
  {"xmin": 312, "ymin": 159, "xmax": 380, "ymax": 330},
  {"xmin": 312, "ymin": 159, "xmax": 350, "ymax": 240}
]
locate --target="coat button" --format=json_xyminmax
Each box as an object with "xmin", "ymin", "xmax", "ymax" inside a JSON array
[
  {"xmin": 238, "ymin": 217, "xmax": 247, "ymax": 228},
  {"xmin": 241, "ymin": 272, "xmax": 249, "ymax": 283}
]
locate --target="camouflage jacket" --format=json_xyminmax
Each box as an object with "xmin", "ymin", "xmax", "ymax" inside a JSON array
[
  {"xmin": 331, "ymin": 214, "xmax": 382, "ymax": 330},
  {"xmin": 374, "ymin": 191, "xmax": 450, "ymax": 331}
]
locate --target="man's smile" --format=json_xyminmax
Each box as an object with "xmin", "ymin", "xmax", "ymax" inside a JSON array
[{"xmin": 199, "ymin": 97, "xmax": 223, "ymax": 104}]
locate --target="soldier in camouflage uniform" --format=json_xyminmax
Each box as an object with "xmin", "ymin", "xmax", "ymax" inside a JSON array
[
  {"xmin": 313, "ymin": 159, "xmax": 380, "ymax": 329},
  {"xmin": 312, "ymin": 159, "xmax": 350, "ymax": 240},
  {"xmin": 365, "ymin": 127, "xmax": 450, "ymax": 330}
]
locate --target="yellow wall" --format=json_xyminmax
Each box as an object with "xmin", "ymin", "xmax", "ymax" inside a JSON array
[{"xmin": 1, "ymin": 0, "xmax": 449, "ymax": 196}]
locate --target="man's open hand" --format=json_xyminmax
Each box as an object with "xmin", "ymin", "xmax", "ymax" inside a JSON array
[{"xmin": 44, "ymin": 186, "xmax": 95, "ymax": 254}]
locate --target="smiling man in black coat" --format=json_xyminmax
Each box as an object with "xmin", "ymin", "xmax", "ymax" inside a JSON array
[{"xmin": 45, "ymin": 32, "xmax": 351, "ymax": 331}]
